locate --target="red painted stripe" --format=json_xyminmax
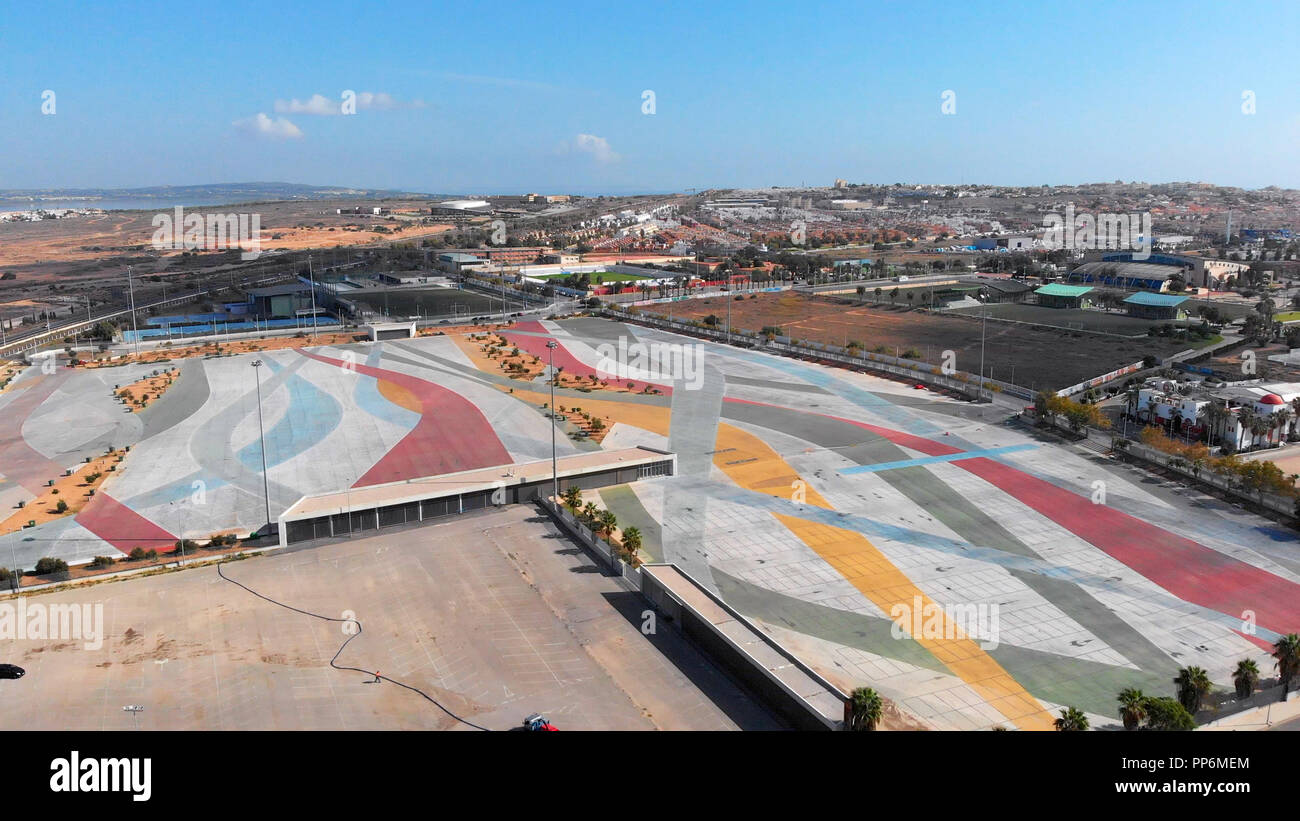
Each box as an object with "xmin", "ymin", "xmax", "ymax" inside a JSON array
[
  {"xmin": 503, "ymin": 321, "xmax": 673, "ymax": 395},
  {"xmin": 734, "ymin": 398, "xmax": 1300, "ymax": 635},
  {"xmin": 300, "ymin": 350, "xmax": 511, "ymax": 486},
  {"xmin": 75, "ymin": 491, "xmax": 175, "ymax": 553},
  {"xmin": 0, "ymin": 373, "xmax": 70, "ymax": 493}
]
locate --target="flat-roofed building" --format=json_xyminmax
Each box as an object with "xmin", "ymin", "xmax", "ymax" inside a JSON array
[
  {"xmin": 362, "ymin": 321, "xmax": 416, "ymax": 341},
  {"xmin": 277, "ymin": 446, "xmax": 676, "ymax": 547},
  {"xmin": 1034, "ymin": 283, "xmax": 1093, "ymax": 308},
  {"xmin": 1123, "ymin": 291, "xmax": 1190, "ymax": 320}
]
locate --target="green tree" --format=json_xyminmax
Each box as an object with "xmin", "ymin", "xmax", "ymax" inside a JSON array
[
  {"xmin": 1143, "ymin": 696, "xmax": 1195, "ymax": 730},
  {"xmin": 1117, "ymin": 688, "xmax": 1147, "ymax": 731},
  {"xmin": 1232, "ymin": 659, "xmax": 1260, "ymax": 700},
  {"xmin": 596, "ymin": 509, "xmax": 618, "ymax": 538},
  {"xmin": 620, "ymin": 526, "xmax": 642, "ymax": 553},
  {"xmin": 1174, "ymin": 666, "xmax": 1212, "ymax": 715},
  {"xmin": 1273, "ymin": 633, "xmax": 1300, "ymax": 695},
  {"xmin": 561, "ymin": 485, "xmax": 582, "ymax": 511},
  {"xmin": 1053, "ymin": 706, "xmax": 1089, "ymax": 731},
  {"xmin": 846, "ymin": 686, "xmax": 883, "ymax": 731}
]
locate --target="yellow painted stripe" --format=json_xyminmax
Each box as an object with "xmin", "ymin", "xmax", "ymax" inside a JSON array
[{"xmin": 470, "ymin": 354, "xmax": 1054, "ymax": 728}]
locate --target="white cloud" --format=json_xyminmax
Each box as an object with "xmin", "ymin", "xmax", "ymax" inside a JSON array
[
  {"xmin": 233, "ymin": 113, "xmax": 304, "ymax": 140},
  {"xmin": 273, "ymin": 91, "xmax": 427, "ymax": 116},
  {"xmin": 572, "ymin": 133, "xmax": 619, "ymax": 163},
  {"xmin": 274, "ymin": 94, "xmax": 338, "ymax": 116}
]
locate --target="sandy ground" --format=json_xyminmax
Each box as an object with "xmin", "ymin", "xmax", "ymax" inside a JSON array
[
  {"xmin": 115, "ymin": 370, "xmax": 178, "ymax": 412},
  {"xmin": 646, "ymin": 291, "xmax": 1189, "ymax": 392},
  {"xmin": 0, "ymin": 451, "xmax": 119, "ymax": 536},
  {"xmin": 0, "ymin": 201, "xmax": 455, "ymax": 280}
]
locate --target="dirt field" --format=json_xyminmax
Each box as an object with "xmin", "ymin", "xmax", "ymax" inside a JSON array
[
  {"xmin": 0, "ymin": 199, "xmax": 454, "ymax": 282},
  {"xmin": 647, "ymin": 292, "xmax": 1189, "ymax": 392}
]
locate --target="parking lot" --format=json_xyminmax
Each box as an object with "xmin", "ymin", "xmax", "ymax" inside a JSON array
[{"xmin": 0, "ymin": 505, "xmax": 780, "ymax": 730}]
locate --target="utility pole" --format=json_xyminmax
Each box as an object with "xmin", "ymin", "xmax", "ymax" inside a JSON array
[
  {"xmin": 547, "ymin": 340, "xmax": 559, "ymax": 503},
  {"xmin": 127, "ymin": 266, "xmax": 140, "ymax": 357},
  {"xmin": 251, "ymin": 360, "xmax": 272, "ymax": 537},
  {"xmin": 308, "ymin": 256, "xmax": 319, "ymax": 340}
]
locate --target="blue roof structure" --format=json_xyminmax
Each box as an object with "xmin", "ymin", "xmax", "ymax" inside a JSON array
[{"xmin": 1122, "ymin": 292, "xmax": 1189, "ymax": 307}]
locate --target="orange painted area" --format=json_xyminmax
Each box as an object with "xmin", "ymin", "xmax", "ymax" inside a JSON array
[
  {"xmin": 376, "ymin": 378, "xmax": 421, "ymax": 414},
  {"xmin": 465, "ymin": 337, "xmax": 1053, "ymax": 729}
]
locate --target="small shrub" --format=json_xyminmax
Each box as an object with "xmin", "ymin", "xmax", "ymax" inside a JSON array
[{"xmin": 34, "ymin": 557, "xmax": 69, "ymax": 575}]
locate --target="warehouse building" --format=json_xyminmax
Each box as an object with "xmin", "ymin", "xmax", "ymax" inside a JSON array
[{"xmin": 277, "ymin": 447, "xmax": 676, "ymax": 547}]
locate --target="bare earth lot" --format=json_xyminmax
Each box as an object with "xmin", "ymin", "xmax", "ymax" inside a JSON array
[
  {"xmin": 0, "ymin": 506, "xmax": 778, "ymax": 730},
  {"xmin": 651, "ymin": 292, "xmax": 1187, "ymax": 391}
]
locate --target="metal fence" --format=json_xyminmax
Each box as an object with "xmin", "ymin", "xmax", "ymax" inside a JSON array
[{"xmin": 1035, "ymin": 414, "xmax": 1297, "ymax": 517}]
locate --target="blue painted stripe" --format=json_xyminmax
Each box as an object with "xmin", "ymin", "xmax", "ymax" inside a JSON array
[{"xmin": 840, "ymin": 444, "xmax": 1038, "ymax": 474}]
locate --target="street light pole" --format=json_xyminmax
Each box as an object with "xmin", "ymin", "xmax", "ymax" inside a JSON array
[
  {"xmin": 308, "ymin": 256, "xmax": 319, "ymax": 341},
  {"xmin": 127, "ymin": 266, "xmax": 140, "ymax": 357},
  {"xmin": 547, "ymin": 340, "xmax": 559, "ymax": 503},
  {"xmin": 251, "ymin": 360, "xmax": 272, "ymax": 536},
  {"xmin": 978, "ymin": 292, "xmax": 988, "ymax": 405}
]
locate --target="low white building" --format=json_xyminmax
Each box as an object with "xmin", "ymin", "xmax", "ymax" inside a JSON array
[{"xmin": 1134, "ymin": 381, "xmax": 1299, "ymax": 450}]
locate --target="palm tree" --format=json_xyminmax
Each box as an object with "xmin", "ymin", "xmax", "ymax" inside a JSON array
[
  {"xmin": 1238, "ymin": 407, "xmax": 1257, "ymax": 450},
  {"xmin": 873, "ymin": 286, "xmax": 882, "ymax": 302},
  {"xmin": 561, "ymin": 485, "xmax": 582, "ymax": 512},
  {"xmin": 596, "ymin": 509, "xmax": 618, "ymax": 539},
  {"xmin": 1124, "ymin": 385, "xmax": 1141, "ymax": 421},
  {"xmin": 620, "ymin": 526, "xmax": 642, "ymax": 553},
  {"xmin": 1273, "ymin": 633, "xmax": 1300, "ymax": 696},
  {"xmin": 1272, "ymin": 407, "xmax": 1293, "ymax": 445},
  {"xmin": 1174, "ymin": 666, "xmax": 1212, "ymax": 715},
  {"xmin": 1203, "ymin": 401, "xmax": 1229, "ymax": 446},
  {"xmin": 1117, "ymin": 688, "xmax": 1147, "ymax": 731},
  {"xmin": 580, "ymin": 501, "xmax": 598, "ymax": 523},
  {"xmin": 846, "ymin": 686, "xmax": 883, "ymax": 731},
  {"xmin": 1250, "ymin": 414, "xmax": 1272, "ymax": 451},
  {"xmin": 1053, "ymin": 706, "xmax": 1089, "ymax": 731},
  {"xmin": 1232, "ymin": 659, "xmax": 1260, "ymax": 700}
]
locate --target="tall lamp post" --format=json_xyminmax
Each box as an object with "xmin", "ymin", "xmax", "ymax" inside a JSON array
[
  {"xmin": 126, "ymin": 266, "xmax": 140, "ymax": 357},
  {"xmin": 251, "ymin": 360, "xmax": 272, "ymax": 536},
  {"xmin": 978, "ymin": 289, "xmax": 988, "ymax": 407},
  {"xmin": 547, "ymin": 340, "xmax": 559, "ymax": 503}
]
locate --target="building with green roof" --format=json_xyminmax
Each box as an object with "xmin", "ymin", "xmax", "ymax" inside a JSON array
[{"xmin": 1034, "ymin": 283, "xmax": 1093, "ymax": 309}]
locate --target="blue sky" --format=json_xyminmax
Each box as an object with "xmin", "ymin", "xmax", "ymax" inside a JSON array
[{"xmin": 2, "ymin": 0, "xmax": 1298, "ymax": 194}]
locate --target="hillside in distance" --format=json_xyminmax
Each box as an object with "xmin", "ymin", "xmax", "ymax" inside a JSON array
[{"xmin": 0, "ymin": 182, "xmax": 437, "ymax": 209}]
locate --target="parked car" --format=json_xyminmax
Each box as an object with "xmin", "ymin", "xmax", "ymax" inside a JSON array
[{"xmin": 0, "ymin": 664, "xmax": 25, "ymax": 679}]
